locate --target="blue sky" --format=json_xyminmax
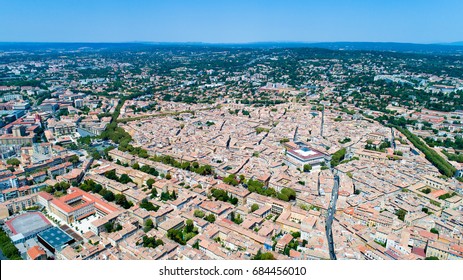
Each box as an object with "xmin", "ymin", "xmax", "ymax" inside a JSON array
[{"xmin": 0, "ymin": 0, "xmax": 462, "ymax": 43}]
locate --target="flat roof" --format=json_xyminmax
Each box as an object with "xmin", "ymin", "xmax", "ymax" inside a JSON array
[
  {"xmin": 5, "ymin": 212, "xmax": 52, "ymax": 237},
  {"xmin": 37, "ymin": 227, "xmax": 74, "ymax": 249},
  {"xmin": 60, "ymin": 224, "xmax": 83, "ymax": 243},
  {"xmin": 287, "ymin": 146, "xmax": 325, "ymax": 160},
  {"xmin": 295, "ymin": 147, "xmax": 318, "ymax": 157}
]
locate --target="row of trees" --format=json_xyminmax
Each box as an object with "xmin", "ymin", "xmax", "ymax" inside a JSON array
[
  {"xmin": 330, "ymin": 148, "xmax": 346, "ymax": 167},
  {"xmin": 425, "ymin": 136, "xmax": 463, "ymax": 150},
  {"xmin": 97, "ymin": 188, "xmax": 133, "ymax": 209},
  {"xmin": 150, "ymin": 155, "xmax": 213, "ymax": 176},
  {"xmin": 210, "ymin": 189, "xmax": 238, "ymax": 205},
  {"xmin": 132, "ymin": 163, "xmax": 159, "ymax": 177},
  {"xmin": 104, "ymin": 169, "xmax": 133, "ymax": 184},
  {"xmin": 442, "ymin": 150, "xmax": 463, "ymax": 163},
  {"xmin": 247, "ymin": 178, "xmax": 296, "ymax": 202},
  {"xmin": 392, "ymin": 126, "xmax": 456, "ymax": 177},
  {"xmin": 43, "ymin": 181, "xmax": 71, "ymax": 195},
  {"xmin": 221, "ymin": 176, "xmax": 297, "ymax": 202},
  {"xmin": 79, "ymin": 179, "xmax": 103, "ymax": 193},
  {"xmin": 0, "ymin": 229, "xmax": 22, "ymax": 260}
]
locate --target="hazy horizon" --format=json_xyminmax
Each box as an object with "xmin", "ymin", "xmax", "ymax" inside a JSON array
[{"xmin": 0, "ymin": 41, "xmax": 462, "ymax": 46}]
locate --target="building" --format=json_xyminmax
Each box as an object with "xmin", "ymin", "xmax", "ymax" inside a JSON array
[
  {"xmin": 424, "ymin": 240, "xmax": 463, "ymax": 260},
  {"xmin": 108, "ymin": 149, "xmax": 136, "ymax": 166},
  {"xmin": 39, "ymin": 188, "xmax": 118, "ymax": 224},
  {"xmin": 210, "ymin": 183, "xmax": 250, "ymax": 205},
  {"xmin": 424, "ymin": 175, "xmax": 449, "ymax": 190},
  {"xmin": 39, "ymin": 102, "xmax": 59, "ymax": 113},
  {"xmin": 5, "ymin": 212, "xmax": 53, "ymax": 244},
  {"xmin": 158, "ymin": 217, "xmax": 184, "ymax": 234},
  {"xmin": 354, "ymin": 149, "xmax": 387, "ymax": 163},
  {"xmin": 285, "ymin": 142, "xmax": 330, "ymax": 169},
  {"xmin": 0, "ymin": 133, "xmax": 35, "ymax": 145},
  {"xmin": 37, "ymin": 227, "xmax": 74, "ymax": 254},
  {"xmin": 27, "ymin": 245, "xmax": 47, "ymax": 260}
]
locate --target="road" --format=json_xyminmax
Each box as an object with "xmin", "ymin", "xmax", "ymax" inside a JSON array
[
  {"xmin": 390, "ymin": 127, "xmax": 396, "ymax": 150},
  {"xmin": 320, "ymin": 107, "xmax": 325, "ymax": 137},
  {"xmin": 325, "ymin": 171, "xmax": 339, "ymax": 260}
]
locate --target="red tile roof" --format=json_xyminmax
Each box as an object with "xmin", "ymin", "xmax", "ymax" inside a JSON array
[{"xmin": 27, "ymin": 246, "xmax": 46, "ymax": 260}]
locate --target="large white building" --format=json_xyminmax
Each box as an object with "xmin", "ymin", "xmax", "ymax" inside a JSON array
[{"xmin": 284, "ymin": 142, "xmax": 331, "ymax": 169}]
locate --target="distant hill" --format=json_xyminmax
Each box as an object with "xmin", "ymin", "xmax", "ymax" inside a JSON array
[
  {"xmin": 275, "ymin": 42, "xmax": 463, "ymax": 54},
  {"xmin": 444, "ymin": 41, "xmax": 463, "ymax": 46},
  {"xmin": 1, "ymin": 41, "xmax": 463, "ymax": 55},
  {"xmin": 232, "ymin": 42, "xmax": 463, "ymax": 54}
]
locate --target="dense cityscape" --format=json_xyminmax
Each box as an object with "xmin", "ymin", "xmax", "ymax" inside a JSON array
[{"xmin": 0, "ymin": 43, "xmax": 463, "ymax": 261}]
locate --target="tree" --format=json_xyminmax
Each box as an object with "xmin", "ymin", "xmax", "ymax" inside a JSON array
[
  {"xmin": 140, "ymin": 198, "xmax": 159, "ymax": 211},
  {"xmin": 103, "ymin": 191, "xmax": 115, "ymax": 202},
  {"xmin": 303, "ymin": 164, "xmax": 312, "ymax": 172},
  {"xmin": 192, "ymin": 240, "xmax": 200, "ymax": 249},
  {"xmin": 330, "ymin": 148, "xmax": 346, "ymax": 167},
  {"xmin": 104, "ymin": 222, "xmax": 114, "ymax": 233},
  {"xmin": 421, "ymin": 188, "xmax": 432, "ymax": 194},
  {"xmin": 166, "ymin": 173, "xmax": 172, "ymax": 180},
  {"xmin": 114, "ymin": 193, "xmax": 132, "ymax": 209},
  {"xmin": 146, "ymin": 178, "xmax": 155, "ymax": 188},
  {"xmin": 232, "ymin": 213, "xmax": 243, "ymax": 224},
  {"xmin": 142, "ymin": 235, "xmax": 163, "ymax": 248},
  {"xmin": 160, "ymin": 191, "xmax": 170, "ymax": 201},
  {"xmin": 2, "ymin": 243, "xmax": 21, "ymax": 258},
  {"xmin": 105, "ymin": 169, "xmax": 119, "ymax": 181},
  {"xmin": 277, "ymin": 192, "xmax": 289, "ymax": 201},
  {"xmin": 223, "ymin": 174, "xmax": 239, "ymax": 186},
  {"xmin": 430, "ymin": 228, "xmax": 439, "ymax": 235},
  {"xmin": 212, "ymin": 189, "xmax": 228, "ymax": 201},
  {"xmin": 185, "ymin": 219, "xmax": 194, "ymax": 233},
  {"xmin": 92, "ymin": 151, "xmax": 101, "ymax": 160},
  {"xmin": 6, "ymin": 158, "xmax": 20, "ymax": 166},
  {"xmin": 230, "ymin": 197, "xmax": 238, "ymax": 205},
  {"xmin": 252, "ymin": 250, "xmax": 276, "ymax": 260},
  {"xmin": 144, "ymin": 219, "xmax": 154, "ymax": 232},
  {"xmin": 280, "ymin": 188, "xmax": 296, "ymax": 201},
  {"xmin": 205, "ymin": 214, "xmax": 216, "ymax": 223},
  {"xmin": 150, "ymin": 188, "xmax": 158, "ymax": 199},
  {"xmin": 251, "ymin": 204, "xmax": 259, "ymax": 212},
  {"xmin": 115, "ymin": 194, "xmax": 126, "ymax": 205},
  {"xmin": 395, "ymin": 209, "xmax": 407, "ymax": 221},
  {"xmin": 119, "ymin": 174, "xmax": 133, "ymax": 184},
  {"xmin": 194, "ymin": 210, "xmax": 205, "ymax": 218},
  {"xmin": 68, "ymin": 155, "xmax": 80, "ymax": 165}
]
